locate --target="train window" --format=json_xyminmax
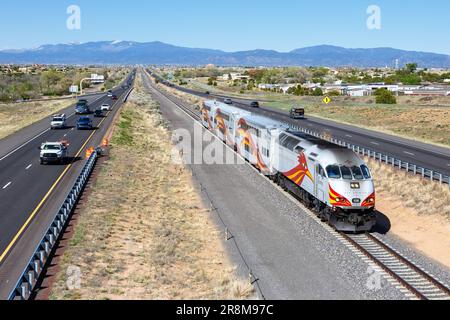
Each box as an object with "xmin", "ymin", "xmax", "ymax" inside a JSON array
[
  {"xmin": 220, "ymin": 113, "xmax": 230, "ymax": 121},
  {"xmin": 294, "ymin": 146, "xmax": 304, "ymax": 154},
  {"xmin": 351, "ymin": 166, "xmax": 364, "ymax": 180},
  {"xmin": 318, "ymin": 165, "xmax": 326, "ymax": 178},
  {"xmin": 262, "ymin": 147, "xmax": 270, "ymax": 157},
  {"xmin": 340, "ymin": 166, "xmax": 353, "ymax": 180},
  {"xmin": 326, "ymin": 165, "xmax": 341, "ymax": 179},
  {"xmin": 281, "ymin": 136, "xmax": 301, "ymax": 150},
  {"xmin": 361, "ymin": 165, "xmax": 372, "ymax": 179}
]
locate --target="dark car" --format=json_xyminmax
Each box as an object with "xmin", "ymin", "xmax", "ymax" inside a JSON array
[
  {"xmin": 77, "ymin": 116, "xmax": 93, "ymax": 130},
  {"xmin": 75, "ymin": 104, "xmax": 91, "ymax": 115},
  {"xmin": 112, "ymin": 95, "xmax": 118, "ymax": 100},
  {"xmin": 205, "ymin": 91, "xmax": 210, "ymax": 95},
  {"xmin": 94, "ymin": 109, "xmax": 104, "ymax": 118},
  {"xmin": 250, "ymin": 101, "xmax": 260, "ymax": 108},
  {"xmin": 290, "ymin": 107, "xmax": 305, "ymax": 119}
]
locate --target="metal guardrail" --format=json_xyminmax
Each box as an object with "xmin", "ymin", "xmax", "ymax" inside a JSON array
[
  {"xmin": 7, "ymin": 151, "xmax": 99, "ymax": 300},
  {"xmin": 284, "ymin": 122, "xmax": 450, "ymax": 187}
]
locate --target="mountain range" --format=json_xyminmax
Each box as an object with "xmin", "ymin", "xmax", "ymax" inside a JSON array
[{"xmin": 1, "ymin": 41, "xmax": 449, "ymax": 68}]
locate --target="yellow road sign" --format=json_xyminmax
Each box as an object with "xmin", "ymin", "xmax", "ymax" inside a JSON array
[{"xmin": 323, "ymin": 96, "xmax": 331, "ymax": 105}]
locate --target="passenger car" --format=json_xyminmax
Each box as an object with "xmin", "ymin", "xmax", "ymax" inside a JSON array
[
  {"xmin": 77, "ymin": 116, "xmax": 93, "ymax": 130},
  {"xmin": 50, "ymin": 114, "xmax": 67, "ymax": 129}
]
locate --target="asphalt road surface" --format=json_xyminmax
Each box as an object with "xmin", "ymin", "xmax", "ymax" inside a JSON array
[
  {"xmin": 150, "ymin": 71, "xmax": 450, "ymax": 178},
  {"xmin": 0, "ymin": 75, "xmax": 134, "ymax": 267}
]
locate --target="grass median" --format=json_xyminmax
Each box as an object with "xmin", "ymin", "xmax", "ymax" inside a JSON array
[{"xmin": 50, "ymin": 74, "xmax": 254, "ymax": 300}]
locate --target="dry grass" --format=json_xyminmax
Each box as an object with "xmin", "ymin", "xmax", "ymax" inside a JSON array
[
  {"xmin": 0, "ymin": 99, "xmax": 74, "ymax": 139},
  {"xmin": 367, "ymin": 158, "xmax": 450, "ymax": 218},
  {"xmin": 50, "ymin": 72, "xmax": 255, "ymax": 300},
  {"xmin": 305, "ymin": 104, "xmax": 450, "ymax": 147}
]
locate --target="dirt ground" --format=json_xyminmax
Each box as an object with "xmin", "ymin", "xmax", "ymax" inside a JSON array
[
  {"xmin": 49, "ymin": 73, "xmax": 254, "ymax": 300},
  {"xmin": 368, "ymin": 158, "xmax": 450, "ymax": 268},
  {"xmin": 0, "ymin": 99, "xmax": 74, "ymax": 140}
]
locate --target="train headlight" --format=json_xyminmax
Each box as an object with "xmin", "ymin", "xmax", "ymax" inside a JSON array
[
  {"xmin": 362, "ymin": 193, "xmax": 376, "ymax": 207},
  {"xmin": 350, "ymin": 182, "xmax": 360, "ymax": 189}
]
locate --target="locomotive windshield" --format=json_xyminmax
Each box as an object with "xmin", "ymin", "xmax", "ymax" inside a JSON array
[
  {"xmin": 326, "ymin": 165, "xmax": 372, "ymax": 180},
  {"xmin": 361, "ymin": 165, "xmax": 371, "ymax": 179},
  {"xmin": 326, "ymin": 165, "xmax": 341, "ymax": 179},
  {"xmin": 340, "ymin": 166, "xmax": 353, "ymax": 180},
  {"xmin": 351, "ymin": 166, "xmax": 364, "ymax": 179}
]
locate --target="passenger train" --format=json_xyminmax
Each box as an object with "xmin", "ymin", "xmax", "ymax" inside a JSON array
[{"xmin": 201, "ymin": 100, "xmax": 377, "ymax": 232}]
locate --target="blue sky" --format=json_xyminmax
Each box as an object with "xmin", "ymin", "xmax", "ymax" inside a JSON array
[{"xmin": 1, "ymin": 0, "xmax": 449, "ymax": 54}]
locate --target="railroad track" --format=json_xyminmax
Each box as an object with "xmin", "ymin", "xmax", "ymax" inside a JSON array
[
  {"xmin": 143, "ymin": 73, "xmax": 201, "ymax": 121},
  {"xmin": 145, "ymin": 70, "xmax": 450, "ymax": 301},
  {"xmin": 342, "ymin": 232, "xmax": 450, "ymax": 300}
]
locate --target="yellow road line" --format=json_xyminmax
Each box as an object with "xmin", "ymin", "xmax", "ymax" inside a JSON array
[{"xmin": 0, "ymin": 109, "xmax": 110, "ymax": 263}]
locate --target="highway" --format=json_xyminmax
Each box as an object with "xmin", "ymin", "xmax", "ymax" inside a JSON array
[
  {"xmin": 0, "ymin": 72, "xmax": 134, "ymax": 278},
  {"xmin": 150, "ymin": 71, "xmax": 450, "ymax": 178}
]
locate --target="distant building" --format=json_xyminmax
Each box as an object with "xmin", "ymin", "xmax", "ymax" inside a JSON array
[{"xmin": 222, "ymin": 73, "xmax": 250, "ymax": 81}]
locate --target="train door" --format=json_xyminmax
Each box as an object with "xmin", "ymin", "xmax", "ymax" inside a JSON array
[{"xmin": 315, "ymin": 164, "xmax": 327, "ymax": 202}]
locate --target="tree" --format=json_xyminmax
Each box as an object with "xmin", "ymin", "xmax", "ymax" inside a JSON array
[
  {"xmin": 312, "ymin": 88, "xmax": 323, "ymax": 96},
  {"xmin": 374, "ymin": 88, "xmax": 396, "ymax": 104},
  {"xmin": 405, "ymin": 63, "xmax": 418, "ymax": 74}
]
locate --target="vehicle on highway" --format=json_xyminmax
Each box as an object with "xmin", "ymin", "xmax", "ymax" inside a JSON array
[
  {"xmin": 39, "ymin": 140, "xmax": 69, "ymax": 165},
  {"xmin": 94, "ymin": 109, "xmax": 104, "ymax": 117},
  {"xmin": 101, "ymin": 103, "xmax": 111, "ymax": 111},
  {"xmin": 205, "ymin": 91, "xmax": 210, "ymax": 95},
  {"xmin": 201, "ymin": 100, "xmax": 376, "ymax": 232},
  {"xmin": 77, "ymin": 116, "xmax": 93, "ymax": 130},
  {"xmin": 111, "ymin": 94, "xmax": 118, "ymax": 100},
  {"xmin": 224, "ymin": 98, "xmax": 233, "ymax": 105},
  {"xmin": 250, "ymin": 101, "xmax": 260, "ymax": 108},
  {"xmin": 75, "ymin": 99, "xmax": 91, "ymax": 114},
  {"xmin": 290, "ymin": 107, "xmax": 305, "ymax": 119},
  {"xmin": 50, "ymin": 114, "xmax": 67, "ymax": 130}
]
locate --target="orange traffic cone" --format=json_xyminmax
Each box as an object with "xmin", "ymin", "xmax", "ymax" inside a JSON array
[
  {"xmin": 102, "ymin": 138, "xmax": 109, "ymax": 147},
  {"xmin": 86, "ymin": 147, "xmax": 95, "ymax": 159}
]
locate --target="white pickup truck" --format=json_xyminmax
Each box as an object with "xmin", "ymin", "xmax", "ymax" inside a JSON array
[
  {"xmin": 51, "ymin": 114, "xmax": 67, "ymax": 130},
  {"xmin": 39, "ymin": 141, "xmax": 69, "ymax": 165}
]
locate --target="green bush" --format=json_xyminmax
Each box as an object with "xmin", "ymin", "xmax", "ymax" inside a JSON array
[{"xmin": 374, "ymin": 88, "xmax": 397, "ymax": 104}]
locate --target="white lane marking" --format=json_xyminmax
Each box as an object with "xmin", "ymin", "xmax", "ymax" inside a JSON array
[
  {"xmin": 25, "ymin": 164, "xmax": 32, "ymax": 170},
  {"xmin": 0, "ymin": 94, "xmax": 105, "ymax": 162},
  {"xmin": 63, "ymin": 134, "xmax": 67, "ymax": 137},
  {"xmin": 371, "ymin": 142, "xmax": 380, "ymax": 146},
  {"xmin": 404, "ymin": 151, "xmax": 415, "ymax": 156},
  {"xmin": 0, "ymin": 128, "xmax": 50, "ymax": 161},
  {"xmin": 2, "ymin": 182, "xmax": 12, "ymax": 189},
  {"xmin": 345, "ymin": 134, "xmax": 353, "ymax": 138}
]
